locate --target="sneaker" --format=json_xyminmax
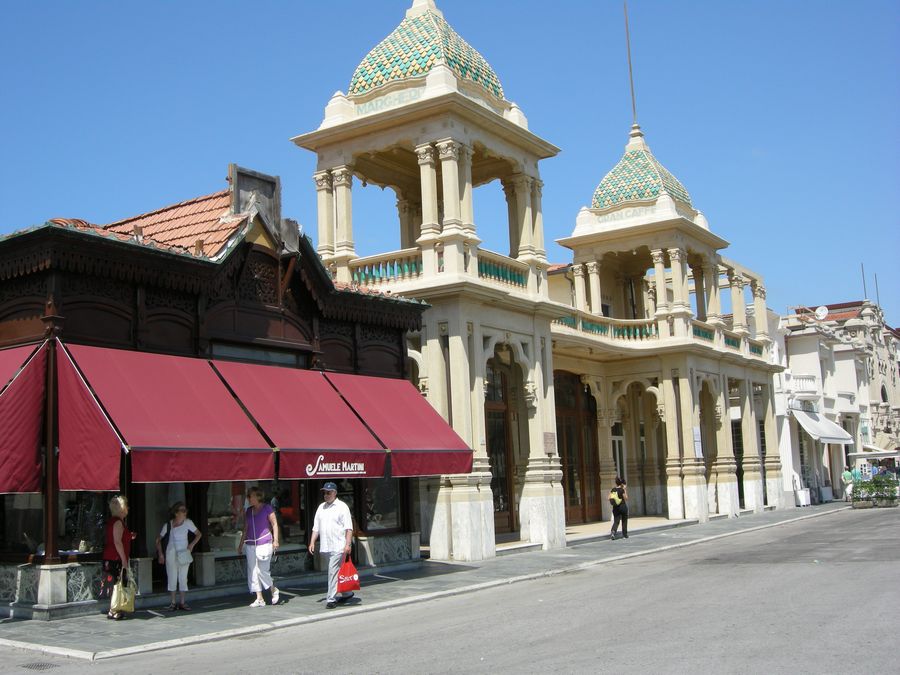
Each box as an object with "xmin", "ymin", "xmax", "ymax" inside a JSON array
[
  {"xmin": 610, "ymin": 533, "xmax": 616, "ymax": 541},
  {"xmin": 326, "ymin": 601, "xmax": 337, "ymax": 609},
  {"xmin": 249, "ymin": 598, "xmax": 265, "ymax": 608},
  {"xmin": 271, "ymin": 588, "xmax": 280, "ymax": 605},
  {"xmin": 337, "ymin": 592, "xmax": 354, "ymax": 603}
]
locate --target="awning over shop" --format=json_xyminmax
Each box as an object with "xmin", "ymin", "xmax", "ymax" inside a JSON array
[
  {"xmin": 212, "ymin": 361, "xmax": 387, "ymax": 479},
  {"xmin": 62, "ymin": 344, "xmax": 274, "ymax": 483},
  {"xmin": 0, "ymin": 344, "xmax": 46, "ymax": 493},
  {"xmin": 848, "ymin": 445, "xmax": 900, "ymax": 460},
  {"xmin": 325, "ymin": 372, "xmax": 473, "ymax": 477},
  {"xmin": 792, "ymin": 409, "xmax": 853, "ymax": 445}
]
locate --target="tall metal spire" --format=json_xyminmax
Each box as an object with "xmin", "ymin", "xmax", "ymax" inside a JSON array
[{"xmin": 624, "ymin": 1, "xmax": 638, "ymax": 125}]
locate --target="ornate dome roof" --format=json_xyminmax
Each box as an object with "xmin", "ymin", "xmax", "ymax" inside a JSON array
[
  {"xmin": 348, "ymin": 0, "xmax": 504, "ymax": 100},
  {"xmin": 591, "ymin": 125, "xmax": 692, "ymax": 210}
]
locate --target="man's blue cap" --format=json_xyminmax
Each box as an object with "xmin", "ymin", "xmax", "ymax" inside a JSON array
[{"xmin": 321, "ymin": 482, "xmax": 338, "ymax": 492}]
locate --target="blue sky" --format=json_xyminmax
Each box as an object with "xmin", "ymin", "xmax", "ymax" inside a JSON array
[{"xmin": 2, "ymin": 1, "xmax": 898, "ymax": 323}]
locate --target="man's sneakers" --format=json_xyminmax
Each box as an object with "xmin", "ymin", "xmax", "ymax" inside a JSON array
[
  {"xmin": 326, "ymin": 601, "xmax": 337, "ymax": 609},
  {"xmin": 249, "ymin": 598, "xmax": 265, "ymax": 608},
  {"xmin": 271, "ymin": 588, "xmax": 280, "ymax": 605},
  {"xmin": 337, "ymin": 592, "xmax": 354, "ymax": 603}
]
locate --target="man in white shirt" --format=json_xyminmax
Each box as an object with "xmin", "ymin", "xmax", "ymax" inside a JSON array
[{"xmin": 308, "ymin": 482, "xmax": 354, "ymax": 609}]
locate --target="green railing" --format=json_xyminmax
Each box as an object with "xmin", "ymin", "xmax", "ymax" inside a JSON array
[{"xmin": 476, "ymin": 249, "xmax": 529, "ymax": 288}]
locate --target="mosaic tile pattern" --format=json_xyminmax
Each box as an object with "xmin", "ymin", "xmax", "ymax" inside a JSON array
[
  {"xmin": 592, "ymin": 147, "xmax": 692, "ymax": 210},
  {"xmin": 0, "ymin": 564, "xmax": 17, "ymax": 602},
  {"xmin": 16, "ymin": 565, "xmax": 38, "ymax": 603},
  {"xmin": 215, "ymin": 557, "xmax": 247, "ymax": 585},
  {"xmin": 67, "ymin": 563, "xmax": 102, "ymax": 602},
  {"xmin": 349, "ymin": 9, "xmax": 503, "ymax": 99},
  {"xmin": 367, "ymin": 534, "xmax": 413, "ymax": 565}
]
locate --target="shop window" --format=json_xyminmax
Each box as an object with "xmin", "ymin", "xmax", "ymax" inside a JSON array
[
  {"xmin": 60, "ymin": 491, "xmax": 111, "ymax": 555},
  {"xmin": 206, "ymin": 480, "xmax": 308, "ymax": 554},
  {"xmin": 0, "ymin": 494, "xmax": 43, "ymax": 556},
  {"xmin": 362, "ymin": 478, "xmax": 401, "ymax": 532}
]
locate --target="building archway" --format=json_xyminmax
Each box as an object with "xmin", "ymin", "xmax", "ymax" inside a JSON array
[{"xmin": 554, "ymin": 371, "xmax": 601, "ymax": 523}]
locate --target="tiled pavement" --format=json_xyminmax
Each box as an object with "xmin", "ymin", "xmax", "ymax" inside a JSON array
[{"xmin": 0, "ymin": 502, "xmax": 849, "ymax": 661}]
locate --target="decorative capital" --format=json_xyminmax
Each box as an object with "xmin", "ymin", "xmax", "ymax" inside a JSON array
[
  {"xmin": 510, "ymin": 173, "xmax": 532, "ymax": 193},
  {"xmin": 437, "ymin": 140, "xmax": 460, "ymax": 161},
  {"xmin": 532, "ymin": 178, "xmax": 544, "ymax": 197},
  {"xmin": 650, "ymin": 249, "xmax": 666, "ymax": 266},
  {"xmin": 524, "ymin": 380, "xmax": 538, "ymax": 412},
  {"xmin": 751, "ymin": 281, "xmax": 766, "ymax": 299},
  {"xmin": 586, "ymin": 261, "xmax": 600, "ymax": 275},
  {"xmin": 572, "ymin": 264, "xmax": 586, "ymax": 278},
  {"xmin": 332, "ymin": 166, "xmax": 353, "ymax": 188},
  {"xmin": 728, "ymin": 270, "xmax": 745, "ymax": 288},
  {"xmin": 667, "ymin": 247, "xmax": 684, "ymax": 263},
  {"xmin": 416, "ymin": 144, "xmax": 435, "ymax": 165},
  {"xmin": 313, "ymin": 171, "xmax": 333, "ymax": 191}
]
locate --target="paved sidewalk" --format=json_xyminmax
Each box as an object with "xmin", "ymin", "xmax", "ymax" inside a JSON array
[{"xmin": 0, "ymin": 502, "xmax": 849, "ymax": 661}]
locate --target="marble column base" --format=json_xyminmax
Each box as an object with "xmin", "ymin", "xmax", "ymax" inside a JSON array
[
  {"xmin": 682, "ymin": 461, "xmax": 710, "ymax": 522},
  {"xmin": 429, "ymin": 472, "xmax": 495, "ymax": 562},
  {"xmin": 518, "ymin": 458, "xmax": 566, "ymax": 550},
  {"xmin": 742, "ymin": 468, "xmax": 765, "ymax": 513}
]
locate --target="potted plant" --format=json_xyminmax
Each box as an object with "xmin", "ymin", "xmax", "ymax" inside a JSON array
[{"xmin": 852, "ymin": 474, "xmax": 899, "ymax": 508}]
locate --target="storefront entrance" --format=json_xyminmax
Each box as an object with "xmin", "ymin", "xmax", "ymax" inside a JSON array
[
  {"xmin": 554, "ymin": 371, "xmax": 601, "ymax": 524},
  {"xmin": 485, "ymin": 364, "xmax": 516, "ymax": 533}
]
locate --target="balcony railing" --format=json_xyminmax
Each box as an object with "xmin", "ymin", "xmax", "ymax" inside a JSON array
[
  {"xmin": 553, "ymin": 310, "xmax": 660, "ymax": 343},
  {"xmin": 691, "ymin": 320, "xmax": 715, "ymax": 342},
  {"xmin": 350, "ymin": 248, "xmax": 423, "ymax": 287},
  {"xmin": 477, "ymin": 249, "xmax": 529, "ymax": 289},
  {"xmin": 723, "ymin": 330, "xmax": 742, "ymax": 350}
]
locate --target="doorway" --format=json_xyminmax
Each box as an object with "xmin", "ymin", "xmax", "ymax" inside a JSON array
[
  {"xmin": 554, "ymin": 371, "xmax": 601, "ymax": 523},
  {"xmin": 485, "ymin": 364, "xmax": 516, "ymax": 533}
]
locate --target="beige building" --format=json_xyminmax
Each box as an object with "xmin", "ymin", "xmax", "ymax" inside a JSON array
[{"xmin": 294, "ymin": 0, "xmax": 786, "ymax": 561}]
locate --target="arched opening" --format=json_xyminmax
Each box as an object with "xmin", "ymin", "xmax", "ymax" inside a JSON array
[
  {"xmin": 485, "ymin": 351, "xmax": 517, "ymax": 534},
  {"xmin": 554, "ymin": 371, "xmax": 600, "ymax": 524}
]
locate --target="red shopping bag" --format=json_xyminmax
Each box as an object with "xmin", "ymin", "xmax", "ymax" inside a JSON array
[{"xmin": 337, "ymin": 554, "xmax": 361, "ymax": 593}]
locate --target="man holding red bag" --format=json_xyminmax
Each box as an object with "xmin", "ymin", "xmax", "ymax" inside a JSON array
[{"xmin": 308, "ymin": 482, "xmax": 356, "ymax": 609}]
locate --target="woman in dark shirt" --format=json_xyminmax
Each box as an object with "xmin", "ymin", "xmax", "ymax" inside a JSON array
[{"xmin": 610, "ymin": 476, "xmax": 628, "ymax": 540}]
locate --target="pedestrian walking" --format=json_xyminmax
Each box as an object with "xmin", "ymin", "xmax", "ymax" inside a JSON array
[
  {"xmin": 610, "ymin": 476, "xmax": 628, "ymax": 540},
  {"xmin": 841, "ymin": 466, "xmax": 854, "ymax": 502},
  {"xmin": 308, "ymin": 481, "xmax": 354, "ymax": 609},
  {"xmin": 155, "ymin": 501, "xmax": 202, "ymax": 611},
  {"xmin": 102, "ymin": 495, "xmax": 136, "ymax": 620},
  {"xmin": 237, "ymin": 487, "xmax": 281, "ymax": 607}
]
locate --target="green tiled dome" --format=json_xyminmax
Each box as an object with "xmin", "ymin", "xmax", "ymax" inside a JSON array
[
  {"xmin": 348, "ymin": 6, "xmax": 504, "ymax": 99},
  {"xmin": 591, "ymin": 128, "xmax": 692, "ymax": 210}
]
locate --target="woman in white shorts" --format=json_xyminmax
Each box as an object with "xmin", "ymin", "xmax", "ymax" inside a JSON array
[{"xmin": 155, "ymin": 501, "xmax": 202, "ymax": 611}]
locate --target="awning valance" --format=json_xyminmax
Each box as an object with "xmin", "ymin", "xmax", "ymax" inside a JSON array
[
  {"xmin": 212, "ymin": 361, "xmax": 387, "ymax": 479},
  {"xmin": 792, "ymin": 409, "xmax": 853, "ymax": 445},
  {"xmin": 0, "ymin": 344, "xmax": 46, "ymax": 494},
  {"xmin": 848, "ymin": 445, "xmax": 900, "ymax": 460},
  {"xmin": 325, "ymin": 371, "xmax": 473, "ymax": 477},
  {"xmin": 61, "ymin": 344, "xmax": 273, "ymax": 484}
]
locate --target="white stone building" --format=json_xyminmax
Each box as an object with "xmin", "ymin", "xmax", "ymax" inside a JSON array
[{"xmin": 293, "ymin": 0, "xmax": 788, "ymax": 561}]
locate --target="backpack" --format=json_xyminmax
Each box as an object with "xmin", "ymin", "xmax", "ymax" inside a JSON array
[{"xmin": 609, "ymin": 489, "xmax": 622, "ymax": 507}]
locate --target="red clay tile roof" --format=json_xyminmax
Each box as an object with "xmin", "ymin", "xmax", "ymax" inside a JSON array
[
  {"xmin": 795, "ymin": 301, "xmax": 864, "ymax": 323},
  {"xmin": 104, "ymin": 190, "xmax": 244, "ymax": 258},
  {"xmin": 547, "ymin": 263, "xmax": 570, "ymax": 274}
]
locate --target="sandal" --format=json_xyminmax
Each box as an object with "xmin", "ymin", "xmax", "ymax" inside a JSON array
[
  {"xmin": 166, "ymin": 602, "xmax": 177, "ymax": 612},
  {"xmin": 178, "ymin": 603, "xmax": 191, "ymax": 611}
]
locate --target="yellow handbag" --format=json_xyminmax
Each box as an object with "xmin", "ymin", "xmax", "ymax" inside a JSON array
[{"xmin": 110, "ymin": 574, "xmax": 136, "ymax": 614}]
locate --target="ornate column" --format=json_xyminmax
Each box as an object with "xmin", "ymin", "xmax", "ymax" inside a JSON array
[
  {"xmin": 437, "ymin": 140, "xmax": 466, "ymax": 274},
  {"xmin": 761, "ymin": 383, "xmax": 784, "ymax": 507},
  {"xmin": 313, "ymin": 170, "xmax": 334, "ymax": 261},
  {"xmin": 416, "ymin": 143, "xmax": 440, "ymax": 276},
  {"xmin": 740, "ymin": 380, "xmax": 764, "ymax": 512},
  {"xmin": 729, "ymin": 271, "xmax": 748, "ymax": 335},
  {"xmin": 572, "ymin": 264, "xmax": 587, "ymax": 312},
  {"xmin": 751, "ymin": 280, "xmax": 769, "ymax": 341},
  {"xmin": 459, "ymin": 144, "xmax": 474, "ymax": 233},
  {"xmin": 397, "ymin": 198, "xmax": 414, "ymax": 249},
  {"xmin": 512, "ymin": 174, "xmax": 534, "ymax": 259},
  {"xmin": 703, "ymin": 257, "xmax": 722, "ymax": 325},
  {"xmin": 502, "ymin": 178, "xmax": 519, "ymax": 257},
  {"xmin": 661, "ymin": 367, "xmax": 685, "ymax": 519},
  {"xmin": 712, "ymin": 376, "xmax": 739, "ymax": 517},
  {"xmin": 691, "ymin": 263, "xmax": 706, "ymax": 321},
  {"xmin": 587, "ymin": 261, "xmax": 603, "ymax": 315},
  {"xmin": 679, "ymin": 370, "xmax": 709, "ymax": 522},
  {"xmin": 667, "ymin": 248, "xmax": 688, "ymax": 310},
  {"xmin": 531, "ymin": 178, "xmax": 546, "ymax": 261},
  {"xmin": 332, "ymin": 166, "xmax": 355, "ymax": 283},
  {"xmin": 652, "ymin": 248, "xmax": 671, "ymax": 337}
]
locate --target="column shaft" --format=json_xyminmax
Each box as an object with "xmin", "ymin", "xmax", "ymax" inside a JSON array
[
  {"xmin": 314, "ymin": 171, "xmax": 334, "ymax": 259},
  {"xmin": 587, "ymin": 261, "xmax": 603, "ymax": 315}
]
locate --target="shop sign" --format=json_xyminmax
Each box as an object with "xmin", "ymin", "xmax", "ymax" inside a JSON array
[{"xmin": 305, "ymin": 454, "xmax": 367, "ymax": 477}]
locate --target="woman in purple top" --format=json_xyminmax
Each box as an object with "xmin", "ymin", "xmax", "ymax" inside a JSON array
[{"xmin": 237, "ymin": 486, "xmax": 281, "ymax": 607}]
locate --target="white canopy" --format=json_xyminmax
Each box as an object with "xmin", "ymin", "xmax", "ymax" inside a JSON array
[
  {"xmin": 848, "ymin": 445, "xmax": 900, "ymax": 459},
  {"xmin": 792, "ymin": 409, "xmax": 853, "ymax": 445}
]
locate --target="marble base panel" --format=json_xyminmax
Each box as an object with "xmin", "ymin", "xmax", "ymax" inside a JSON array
[{"xmin": 518, "ymin": 480, "xmax": 566, "ymax": 550}]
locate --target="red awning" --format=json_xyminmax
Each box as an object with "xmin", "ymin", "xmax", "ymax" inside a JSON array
[
  {"xmin": 212, "ymin": 361, "xmax": 387, "ymax": 479},
  {"xmin": 0, "ymin": 344, "xmax": 46, "ymax": 493},
  {"xmin": 64, "ymin": 344, "xmax": 274, "ymax": 483},
  {"xmin": 324, "ymin": 372, "xmax": 472, "ymax": 477},
  {"xmin": 57, "ymin": 344, "xmax": 123, "ymax": 491}
]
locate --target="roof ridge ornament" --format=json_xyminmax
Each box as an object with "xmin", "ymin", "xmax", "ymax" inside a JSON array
[{"xmin": 407, "ymin": 0, "xmax": 442, "ymax": 19}]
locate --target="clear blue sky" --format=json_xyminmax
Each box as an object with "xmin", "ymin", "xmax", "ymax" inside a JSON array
[{"xmin": 2, "ymin": 1, "xmax": 898, "ymax": 323}]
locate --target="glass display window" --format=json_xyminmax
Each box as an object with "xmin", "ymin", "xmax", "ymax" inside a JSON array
[
  {"xmin": 0, "ymin": 493, "xmax": 43, "ymax": 556},
  {"xmin": 59, "ymin": 491, "xmax": 111, "ymax": 556},
  {"xmin": 362, "ymin": 478, "xmax": 400, "ymax": 532}
]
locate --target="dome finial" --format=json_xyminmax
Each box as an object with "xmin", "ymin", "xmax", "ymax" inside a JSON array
[
  {"xmin": 408, "ymin": 0, "xmax": 442, "ymax": 19},
  {"xmin": 624, "ymin": 1, "xmax": 639, "ymax": 126}
]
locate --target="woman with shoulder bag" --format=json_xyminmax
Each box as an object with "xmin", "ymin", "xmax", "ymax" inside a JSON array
[
  {"xmin": 102, "ymin": 495, "xmax": 137, "ymax": 620},
  {"xmin": 155, "ymin": 501, "xmax": 202, "ymax": 611},
  {"xmin": 610, "ymin": 476, "xmax": 629, "ymax": 540},
  {"xmin": 237, "ymin": 487, "xmax": 281, "ymax": 607}
]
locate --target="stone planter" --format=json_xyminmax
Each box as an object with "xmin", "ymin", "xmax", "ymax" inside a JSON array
[
  {"xmin": 875, "ymin": 499, "xmax": 898, "ymax": 508},
  {"xmin": 851, "ymin": 500, "xmax": 874, "ymax": 509}
]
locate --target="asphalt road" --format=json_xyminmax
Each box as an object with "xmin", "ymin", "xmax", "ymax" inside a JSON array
[{"xmin": 2, "ymin": 508, "xmax": 897, "ymax": 674}]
